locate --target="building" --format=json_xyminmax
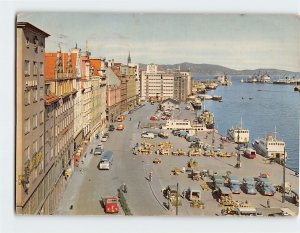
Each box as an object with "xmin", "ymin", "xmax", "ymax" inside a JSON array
[
  {"xmin": 120, "ymin": 64, "xmax": 137, "ymax": 111},
  {"xmin": 174, "ymin": 70, "xmax": 192, "ymax": 101},
  {"xmin": 160, "ymin": 98, "xmax": 180, "ymax": 111},
  {"xmin": 90, "ymin": 58, "xmax": 107, "ymax": 137},
  {"xmin": 127, "ymin": 52, "xmax": 140, "ymax": 105},
  {"xmin": 16, "ymin": 22, "xmax": 50, "ymax": 214},
  {"xmin": 105, "ymin": 66, "xmax": 121, "ymax": 123},
  {"xmin": 42, "ymin": 49, "xmax": 76, "ymax": 214},
  {"xmin": 140, "ymin": 64, "xmax": 174, "ymax": 101}
]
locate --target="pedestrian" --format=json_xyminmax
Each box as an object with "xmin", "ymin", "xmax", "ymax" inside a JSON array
[
  {"xmin": 267, "ymin": 199, "xmax": 270, "ymax": 208},
  {"xmin": 123, "ymin": 183, "xmax": 127, "ymax": 193},
  {"xmin": 130, "ymin": 117, "xmax": 132, "ymax": 121},
  {"xmin": 149, "ymin": 171, "xmax": 153, "ymax": 182},
  {"xmin": 245, "ymin": 200, "xmax": 248, "ymax": 204}
]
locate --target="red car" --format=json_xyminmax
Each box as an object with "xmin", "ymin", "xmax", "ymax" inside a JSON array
[
  {"xmin": 244, "ymin": 148, "xmax": 256, "ymax": 159},
  {"xmin": 103, "ymin": 197, "xmax": 119, "ymax": 213},
  {"xmin": 149, "ymin": 116, "xmax": 158, "ymax": 121}
]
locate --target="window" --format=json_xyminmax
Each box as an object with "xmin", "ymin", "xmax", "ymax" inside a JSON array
[
  {"xmin": 39, "ymin": 88, "xmax": 43, "ymax": 100},
  {"xmin": 24, "ymin": 60, "xmax": 30, "ymax": 76},
  {"xmin": 25, "ymin": 37, "xmax": 30, "ymax": 48},
  {"xmin": 39, "ymin": 62, "xmax": 44, "ymax": 75},
  {"xmin": 24, "ymin": 146, "xmax": 30, "ymax": 160},
  {"xmin": 33, "ymin": 89, "xmax": 38, "ymax": 102},
  {"xmin": 33, "ymin": 61, "xmax": 38, "ymax": 76},
  {"xmin": 33, "ymin": 140, "xmax": 38, "ymax": 153},
  {"xmin": 24, "ymin": 90, "xmax": 30, "ymax": 105},
  {"xmin": 25, "ymin": 118, "xmax": 30, "ymax": 134},
  {"xmin": 33, "ymin": 114, "xmax": 38, "ymax": 129},
  {"xmin": 39, "ymin": 134, "xmax": 44, "ymax": 149},
  {"xmin": 39, "ymin": 111, "xmax": 44, "ymax": 124}
]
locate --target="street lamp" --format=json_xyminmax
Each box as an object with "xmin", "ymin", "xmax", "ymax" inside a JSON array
[{"xmin": 282, "ymin": 146, "xmax": 286, "ymax": 203}]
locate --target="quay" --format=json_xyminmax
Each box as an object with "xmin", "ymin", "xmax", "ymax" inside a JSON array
[{"xmin": 55, "ymin": 102, "xmax": 298, "ymax": 216}]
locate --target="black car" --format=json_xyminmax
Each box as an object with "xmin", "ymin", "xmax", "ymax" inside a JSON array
[{"xmin": 108, "ymin": 125, "xmax": 115, "ymax": 131}]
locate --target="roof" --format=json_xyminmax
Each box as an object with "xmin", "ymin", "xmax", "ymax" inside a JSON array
[
  {"xmin": 45, "ymin": 52, "xmax": 77, "ymax": 81},
  {"xmin": 161, "ymin": 98, "xmax": 179, "ymax": 105},
  {"xmin": 90, "ymin": 59, "xmax": 101, "ymax": 76},
  {"xmin": 106, "ymin": 68, "xmax": 121, "ymax": 86},
  {"xmin": 17, "ymin": 22, "xmax": 50, "ymax": 37},
  {"xmin": 45, "ymin": 92, "xmax": 59, "ymax": 105},
  {"xmin": 219, "ymin": 186, "xmax": 231, "ymax": 194}
]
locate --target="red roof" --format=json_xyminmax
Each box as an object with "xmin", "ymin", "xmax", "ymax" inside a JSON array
[
  {"xmin": 45, "ymin": 91, "xmax": 59, "ymax": 105},
  {"xmin": 45, "ymin": 52, "xmax": 77, "ymax": 81},
  {"xmin": 90, "ymin": 59, "xmax": 101, "ymax": 76}
]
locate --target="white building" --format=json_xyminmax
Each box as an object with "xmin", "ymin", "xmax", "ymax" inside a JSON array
[{"xmin": 160, "ymin": 98, "xmax": 179, "ymax": 111}]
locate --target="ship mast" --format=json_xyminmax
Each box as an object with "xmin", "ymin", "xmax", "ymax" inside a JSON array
[{"xmin": 274, "ymin": 126, "xmax": 277, "ymax": 140}]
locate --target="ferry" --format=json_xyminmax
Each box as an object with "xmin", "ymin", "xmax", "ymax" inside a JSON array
[
  {"xmin": 227, "ymin": 120, "xmax": 249, "ymax": 144},
  {"xmin": 273, "ymin": 76, "xmax": 300, "ymax": 85},
  {"xmin": 252, "ymin": 129, "xmax": 287, "ymax": 162},
  {"xmin": 190, "ymin": 98, "xmax": 202, "ymax": 110}
]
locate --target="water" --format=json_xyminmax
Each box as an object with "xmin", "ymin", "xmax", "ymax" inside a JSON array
[{"xmin": 193, "ymin": 75, "xmax": 299, "ymax": 172}]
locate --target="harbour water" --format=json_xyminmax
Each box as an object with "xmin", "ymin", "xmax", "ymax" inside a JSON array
[{"xmin": 194, "ymin": 75, "xmax": 299, "ymax": 172}]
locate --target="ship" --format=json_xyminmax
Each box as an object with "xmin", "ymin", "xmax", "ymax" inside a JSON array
[
  {"xmin": 212, "ymin": 95, "xmax": 222, "ymax": 101},
  {"xmin": 198, "ymin": 110, "xmax": 214, "ymax": 129},
  {"xmin": 215, "ymin": 74, "xmax": 232, "ymax": 86},
  {"xmin": 227, "ymin": 119, "xmax": 250, "ymax": 144},
  {"xmin": 190, "ymin": 98, "xmax": 202, "ymax": 110},
  {"xmin": 252, "ymin": 128, "xmax": 287, "ymax": 162},
  {"xmin": 273, "ymin": 76, "xmax": 300, "ymax": 85}
]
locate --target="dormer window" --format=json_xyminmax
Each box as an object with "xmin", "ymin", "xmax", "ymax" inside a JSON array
[
  {"xmin": 33, "ymin": 36, "xmax": 38, "ymax": 53},
  {"xmin": 26, "ymin": 37, "xmax": 30, "ymax": 48}
]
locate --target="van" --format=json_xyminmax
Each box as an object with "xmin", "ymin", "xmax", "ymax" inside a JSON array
[
  {"xmin": 141, "ymin": 132, "xmax": 155, "ymax": 139},
  {"xmin": 99, "ymin": 151, "xmax": 113, "ymax": 170}
]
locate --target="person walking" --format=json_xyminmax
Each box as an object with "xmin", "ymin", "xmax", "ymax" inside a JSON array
[{"xmin": 267, "ymin": 199, "xmax": 270, "ymax": 208}]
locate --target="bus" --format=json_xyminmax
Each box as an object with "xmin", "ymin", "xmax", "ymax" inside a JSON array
[{"xmin": 99, "ymin": 151, "xmax": 113, "ymax": 170}]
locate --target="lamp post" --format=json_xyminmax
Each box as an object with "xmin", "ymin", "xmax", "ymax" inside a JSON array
[{"xmin": 282, "ymin": 146, "xmax": 286, "ymax": 203}]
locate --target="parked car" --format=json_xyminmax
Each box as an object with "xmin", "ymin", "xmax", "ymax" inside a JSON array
[
  {"xmin": 116, "ymin": 124, "xmax": 124, "ymax": 131},
  {"xmin": 173, "ymin": 130, "xmax": 181, "ymax": 136},
  {"xmin": 242, "ymin": 177, "xmax": 257, "ymax": 195},
  {"xmin": 101, "ymin": 135, "xmax": 108, "ymax": 142},
  {"xmin": 94, "ymin": 145, "xmax": 103, "ymax": 156},
  {"xmin": 149, "ymin": 116, "xmax": 158, "ymax": 121},
  {"xmin": 228, "ymin": 175, "xmax": 241, "ymax": 194},
  {"xmin": 179, "ymin": 131, "xmax": 188, "ymax": 138},
  {"xmin": 108, "ymin": 125, "xmax": 115, "ymax": 131},
  {"xmin": 102, "ymin": 197, "xmax": 119, "ymax": 214},
  {"xmin": 104, "ymin": 132, "xmax": 109, "ymax": 138},
  {"xmin": 158, "ymin": 131, "xmax": 169, "ymax": 139},
  {"xmin": 213, "ymin": 175, "xmax": 224, "ymax": 190},
  {"xmin": 186, "ymin": 135, "xmax": 199, "ymax": 142},
  {"xmin": 141, "ymin": 132, "xmax": 155, "ymax": 139},
  {"xmin": 256, "ymin": 177, "xmax": 276, "ymax": 196}
]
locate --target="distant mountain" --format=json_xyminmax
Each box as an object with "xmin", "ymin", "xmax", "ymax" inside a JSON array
[{"xmin": 139, "ymin": 62, "xmax": 300, "ymax": 76}]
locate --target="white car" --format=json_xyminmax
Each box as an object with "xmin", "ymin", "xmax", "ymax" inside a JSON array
[
  {"xmin": 101, "ymin": 136, "xmax": 108, "ymax": 142},
  {"xmin": 141, "ymin": 133, "xmax": 155, "ymax": 139}
]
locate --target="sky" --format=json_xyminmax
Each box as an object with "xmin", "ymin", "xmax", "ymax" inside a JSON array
[{"xmin": 17, "ymin": 13, "xmax": 300, "ymax": 71}]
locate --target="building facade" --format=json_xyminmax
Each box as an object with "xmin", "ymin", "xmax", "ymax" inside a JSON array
[
  {"xmin": 42, "ymin": 50, "xmax": 76, "ymax": 214},
  {"xmin": 140, "ymin": 64, "xmax": 174, "ymax": 101},
  {"xmin": 16, "ymin": 22, "xmax": 49, "ymax": 214},
  {"xmin": 105, "ymin": 67, "xmax": 121, "ymax": 123},
  {"xmin": 174, "ymin": 71, "xmax": 192, "ymax": 101}
]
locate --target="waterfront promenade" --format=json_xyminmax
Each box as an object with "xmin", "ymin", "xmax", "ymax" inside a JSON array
[{"xmin": 55, "ymin": 102, "xmax": 298, "ymax": 216}]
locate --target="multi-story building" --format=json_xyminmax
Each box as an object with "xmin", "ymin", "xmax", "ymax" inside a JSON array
[
  {"xmin": 140, "ymin": 64, "xmax": 174, "ymax": 101},
  {"xmin": 80, "ymin": 52, "xmax": 92, "ymax": 140},
  {"xmin": 43, "ymin": 49, "xmax": 76, "ymax": 214},
  {"xmin": 105, "ymin": 66, "xmax": 121, "ymax": 123},
  {"xmin": 72, "ymin": 45, "xmax": 84, "ymax": 150},
  {"xmin": 16, "ymin": 22, "xmax": 49, "ymax": 214},
  {"xmin": 174, "ymin": 70, "xmax": 192, "ymax": 101},
  {"xmin": 120, "ymin": 64, "xmax": 137, "ymax": 111},
  {"xmin": 127, "ymin": 52, "xmax": 140, "ymax": 105},
  {"xmin": 90, "ymin": 58, "xmax": 107, "ymax": 138}
]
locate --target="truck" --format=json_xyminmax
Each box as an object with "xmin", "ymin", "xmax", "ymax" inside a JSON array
[
  {"xmin": 188, "ymin": 186, "xmax": 201, "ymax": 201},
  {"xmin": 102, "ymin": 196, "xmax": 119, "ymax": 214}
]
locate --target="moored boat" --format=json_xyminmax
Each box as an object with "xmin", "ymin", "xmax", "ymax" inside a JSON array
[
  {"xmin": 190, "ymin": 98, "xmax": 202, "ymax": 110},
  {"xmin": 252, "ymin": 128, "xmax": 287, "ymax": 162},
  {"xmin": 227, "ymin": 119, "xmax": 249, "ymax": 144}
]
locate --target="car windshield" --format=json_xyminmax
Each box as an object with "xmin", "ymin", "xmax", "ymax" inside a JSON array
[{"xmin": 107, "ymin": 199, "xmax": 117, "ymax": 203}]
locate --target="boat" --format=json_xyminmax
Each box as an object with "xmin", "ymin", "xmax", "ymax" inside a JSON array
[
  {"xmin": 273, "ymin": 76, "xmax": 300, "ymax": 85},
  {"xmin": 294, "ymin": 86, "xmax": 300, "ymax": 92},
  {"xmin": 252, "ymin": 128, "xmax": 287, "ymax": 162},
  {"xmin": 215, "ymin": 74, "xmax": 232, "ymax": 86},
  {"xmin": 190, "ymin": 98, "xmax": 202, "ymax": 110},
  {"xmin": 198, "ymin": 94, "xmax": 213, "ymax": 100},
  {"xmin": 227, "ymin": 119, "xmax": 250, "ymax": 144},
  {"xmin": 212, "ymin": 95, "xmax": 222, "ymax": 101},
  {"xmin": 240, "ymin": 79, "xmax": 244, "ymax": 83},
  {"xmin": 205, "ymin": 82, "xmax": 218, "ymax": 90},
  {"xmin": 198, "ymin": 110, "xmax": 214, "ymax": 129}
]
